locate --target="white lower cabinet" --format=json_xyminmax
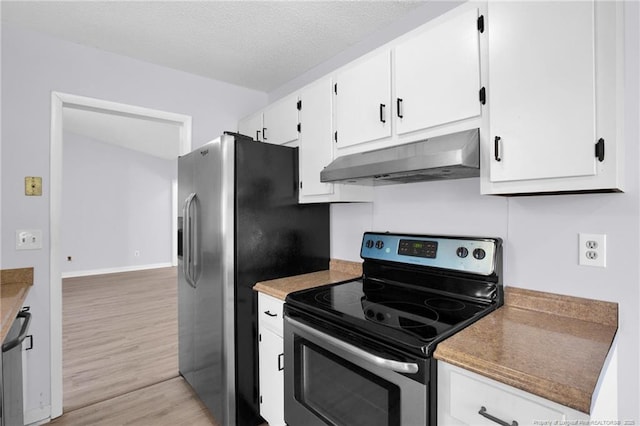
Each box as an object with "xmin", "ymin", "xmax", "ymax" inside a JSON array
[
  {"xmin": 437, "ymin": 361, "xmax": 589, "ymax": 426},
  {"xmin": 257, "ymin": 293, "xmax": 285, "ymax": 426}
]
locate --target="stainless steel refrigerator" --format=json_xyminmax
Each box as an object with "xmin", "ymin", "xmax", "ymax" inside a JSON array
[{"xmin": 178, "ymin": 132, "xmax": 329, "ymax": 426}]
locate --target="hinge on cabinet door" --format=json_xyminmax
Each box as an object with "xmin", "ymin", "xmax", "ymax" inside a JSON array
[
  {"xmin": 300, "ymin": 181, "xmax": 303, "ymax": 189},
  {"xmin": 595, "ymin": 138, "xmax": 605, "ymax": 162},
  {"xmin": 258, "ymin": 333, "xmax": 261, "ymax": 342},
  {"xmin": 334, "ymin": 131, "xmax": 338, "ymax": 143},
  {"xmin": 334, "ymin": 83, "xmax": 337, "ymax": 94},
  {"xmin": 297, "ymin": 123, "xmax": 301, "ymax": 133},
  {"xmin": 297, "ymin": 100, "xmax": 302, "ymax": 110},
  {"xmin": 260, "ymin": 396, "xmax": 263, "ymax": 404},
  {"xmin": 479, "ymin": 87, "xmax": 486, "ymax": 105},
  {"xmin": 477, "ymin": 15, "xmax": 485, "ymax": 33},
  {"xmin": 25, "ymin": 335, "xmax": 33, "ymax": 350}
]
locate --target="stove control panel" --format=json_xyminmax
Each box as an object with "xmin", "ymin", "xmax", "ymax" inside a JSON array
[{"xmin": 361, "ymin": 232, "xmax": 500, "ymax": 276}]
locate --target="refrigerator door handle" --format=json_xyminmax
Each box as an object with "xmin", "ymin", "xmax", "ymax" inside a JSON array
[
  {"xmin": 182, "ymin": 193, "xmax": 197, "ymax": 288},
  {"xmin": 191, "ymin": 193, "xmax": 200, "ymax": 284}
]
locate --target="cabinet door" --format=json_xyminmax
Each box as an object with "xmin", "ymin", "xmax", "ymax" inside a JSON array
[
  {"xmin": 335, "ymin": 50, "xmax": 391, "ymax": 148},
  {"xmin": 395, "ymin": 7, "xmax": 481, "ymax": 135},
  {"xmin": 259, "ymin": 328, "xmax": 285, "ymax": 426},
  {"xmin": 488, "ymin": 1, "xmax": 596, "ymax": 183},
  {"xmin": 263, "ymin": 93, "xmax": 299, "ymax": 146},
  {"xmin": 299, "ymin": 78, "xmax": 335, "ymax": 197},
  {"xmin": 438, "ymin": 361, "xmax": 590, "ymax": 426},
  {"xmin": 238, "ymin": 112, "xmax": 263, "ymax": 142}
]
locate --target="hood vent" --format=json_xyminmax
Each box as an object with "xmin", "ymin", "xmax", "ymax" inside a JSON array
[{"xmin": 320, "ymin": 129, "xmax": 480, "ymax": 186}]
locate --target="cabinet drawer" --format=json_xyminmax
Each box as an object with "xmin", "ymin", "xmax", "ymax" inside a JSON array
[
  {"xmin": 258, "ymin": 293, "xmax": 284, "ymax": 337},
  {"xmin": 448, "ymin": 368, "xmax": 567, "ymax": 426}
]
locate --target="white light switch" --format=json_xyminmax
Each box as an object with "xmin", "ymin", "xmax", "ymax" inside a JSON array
[{"xmin": 16, "ymin": 229, "xmax": 43, "ymax": 250}]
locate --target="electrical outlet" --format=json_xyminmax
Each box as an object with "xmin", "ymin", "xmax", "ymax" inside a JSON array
[
  {"xmin": 16, "ymin": 229, "xmax": 43, "ymax": 250},
  {"xmin": 579, "ymin": 233, "xmax": 606, "ymax": 268}
]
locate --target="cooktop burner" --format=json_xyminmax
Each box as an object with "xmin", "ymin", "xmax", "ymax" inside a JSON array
[
  {"xmin": 314, "ymin": 290, "xmax": 362, "ymax": 307},
  {"xmin": 426, "ymin": 298, "xmax": 466, "ymax": 311}
]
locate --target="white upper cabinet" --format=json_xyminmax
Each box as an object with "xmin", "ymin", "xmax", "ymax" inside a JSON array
[
  {"xmin": 238, "ymin": 111, "xmax": 263, "ymax": 142},
  {"xmin": 298, "ymin": 78, "xmax": 373, "ymax": 203},
  {"xmin": 239, "ymin": 1, "xmax": 623, "ymax": 198},
  {"xmin": 335, "ymin": 50, "xmax": 392, "ymax": 149},
  {"xmin": 482, "ymin": 1, "xmax": 623, "ymax": 194},
  {"xmin": 262, "ymin": 93, "xmax": 300, "ymax": 146},
  {"xmin": 488, "ymin": 2, "xmax": 595, "ymax": 182},
  {"xmin": 238, "ymin": 93, "xmax": 299, "ymax": 145},
  {"xmin": 333, "ymin": 2, "xmax": 485, "ymax": 157},
  {"xmin": 395, "ymin": 7, "xmax": 482, "ymax": 136},
  {"xmin": 299, "ymin": 78, "xmax": 335, "ymax": 198}
]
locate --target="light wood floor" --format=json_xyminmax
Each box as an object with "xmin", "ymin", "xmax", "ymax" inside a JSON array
[
  {"xmin": 55, "ymin": 267, "xmax": 218, "ymax": 425},
  {"xmin": 51, "ymin": 377, "xmax": 218, "ymax": 426}
]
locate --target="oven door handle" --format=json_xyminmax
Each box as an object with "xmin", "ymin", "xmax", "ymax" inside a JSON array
[{"xmin": 286, "ymin": 316, "xmax": 419, "ymax": 374}]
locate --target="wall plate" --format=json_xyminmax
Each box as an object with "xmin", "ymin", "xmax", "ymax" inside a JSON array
[
  {"xmin": 16, "ymin": 229, "xmax": 43, "ymax": 250},
  {"xmin": 25, "ymin": 176, "xmax": 43, "ymax": 196},
  {"xmin": 578, "ymin": 233, "xmax": 606, "ymax": 268}
]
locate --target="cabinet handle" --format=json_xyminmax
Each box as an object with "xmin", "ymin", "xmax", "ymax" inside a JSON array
[
  {"xmin": 379, "ymin": 103, "xmax": 386, "ymax": 123},
  {"xmin": 262, "ymin": 127, "xmax": 267, "ymax": 140},
  {"xmin": 256, "ymin": 130, "xmax": 260, "ymax": 141},
  {"xmin": 278, "ymin": 353, "xmax": 284, "ymax": 371},
  {"xmin": 397, "ymin": 98, "xmax": 403, "ymax": 118},
  {"xmin": 494, "ymin": 136, "xmax": 502, "ymax": 162},
  {"xmin": 2, "ymin": 311, "xmax": 32, "ymax": 352},
  {"xmin": 264, "ymin": 310, "xmax": 278, "ymax": 317},
  {"xmin": 478, "ymin": 406, "xmax": 518, "ymax": 426}
]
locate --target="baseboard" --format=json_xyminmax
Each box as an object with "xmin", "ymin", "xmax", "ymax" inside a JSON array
[
  {"xmin": 24, "ymin": 405, "xmax": 51, "ymax": 425},
  {"xmin": 61, "ymin": 262, "xmax": 174, "ymax": 278}
]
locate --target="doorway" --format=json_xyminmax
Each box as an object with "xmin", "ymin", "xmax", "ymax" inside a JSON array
[{"xmin": 49, "ymin": 92, "xmax": 192, "ymax": 418}]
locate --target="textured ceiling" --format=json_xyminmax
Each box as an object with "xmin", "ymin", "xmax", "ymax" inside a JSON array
[{"xmin": 1, "ymin": 1, "xmax": 427, "ymax": 92}]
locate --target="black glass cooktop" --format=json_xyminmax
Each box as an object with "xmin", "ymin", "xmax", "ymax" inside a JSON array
[{"xmin": 286, "ymin": 278, "xmax": 493, "ymax": 354}]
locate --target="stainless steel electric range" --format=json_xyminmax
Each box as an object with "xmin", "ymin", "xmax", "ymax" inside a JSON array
[{"xmin": 283, "ymin": 232, "xmax": 503, "ymax": 426}]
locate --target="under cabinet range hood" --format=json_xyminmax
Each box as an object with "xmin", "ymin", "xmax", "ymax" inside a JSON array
[{"xmin": 320, "ymin": 129, "xmax": 480, "ymax": 185}]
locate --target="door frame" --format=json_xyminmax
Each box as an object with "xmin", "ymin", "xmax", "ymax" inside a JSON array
[{"xmin": 49, "ymin": 92, "xmax": 192, "ymax": 418}]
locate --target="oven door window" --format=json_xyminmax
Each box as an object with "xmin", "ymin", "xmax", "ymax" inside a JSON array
[{"xmin": 294, "ymin": 338, "xmax": 400, "ymax": 426}]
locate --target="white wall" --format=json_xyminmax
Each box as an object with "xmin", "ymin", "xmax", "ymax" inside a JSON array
[
  {"xmin": 61, "ymin": 132, "xmax": 175, "ymax": 275},
  {"xmin": 1, "ymin": 23, "xmax": 267, "ymax": 423},
  {"xmin": 329, "ymin": 3, "xmax": 640, "ymax": 422}
]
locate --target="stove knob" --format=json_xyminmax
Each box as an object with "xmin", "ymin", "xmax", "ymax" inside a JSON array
[
  {"xmin": 473, "ymin": 248, "xmax": 486, "ymax": 260},
  {"xmin": 365, "ymin": 239, "xmax": 374, "ymax": 249},
  {"xmin": 456, "ymin": 247, "xmax": 469, "ymax": 258},
  {"xmin": 365, "ymin": 309, "xmax": 374, "ymax": 318},
  {"xmin": 375, "ymin": 240, "xmax": 384, "ymax": 250},
  {"xmin": 375, "ymin": 312, "xmax": 385, "ymax": 322}
]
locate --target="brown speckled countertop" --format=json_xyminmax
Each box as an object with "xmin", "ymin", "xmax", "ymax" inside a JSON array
[
  {"xmin": 1, "ymin": 268, "xmax": 34, "ymax": 342},
  {"xmin": 434, "ymin": 286, "xmax": 617, "ymax": 414},
  {"xmin": 253, "ymin": 259, "xmax": 361, "ymax": 300}
]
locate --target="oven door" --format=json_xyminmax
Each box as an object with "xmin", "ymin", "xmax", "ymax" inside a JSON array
[{"xmin": 284, "ymin": 313, "xmax": 428, "ymax": 426}]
